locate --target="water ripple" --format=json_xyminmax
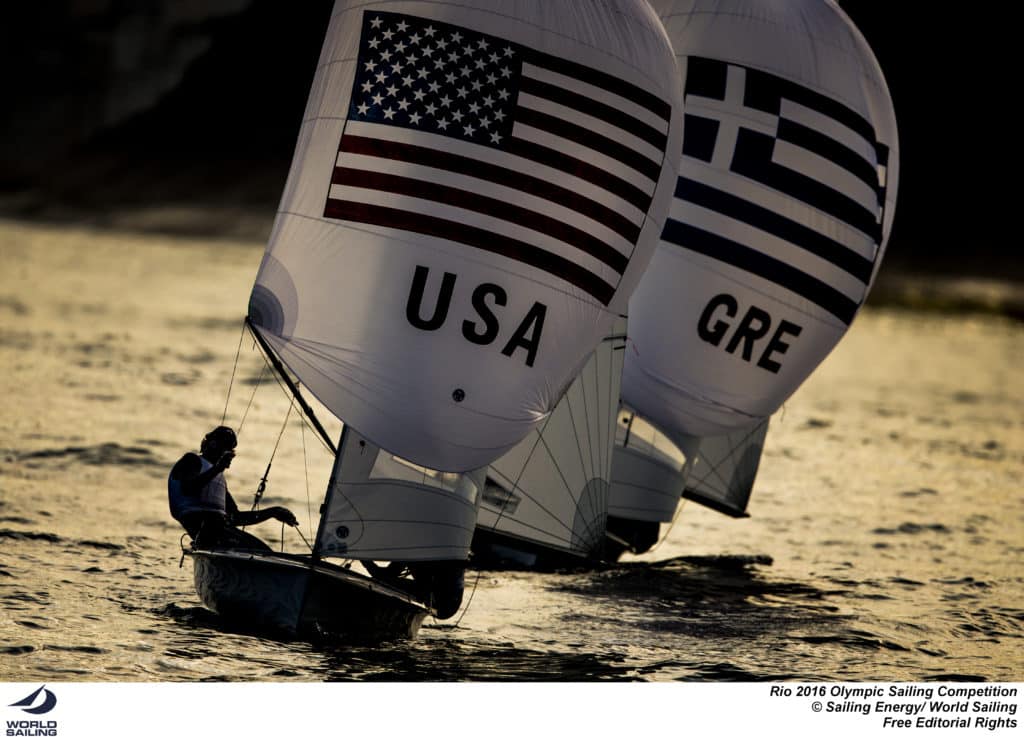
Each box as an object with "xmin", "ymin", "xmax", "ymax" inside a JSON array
[
  {"xmin": 0, "ymin": 529, "xmax": 62, "ymax": 543},
  {"xmin": 16, "ymin": 443, "xmax": 165, "ymax": 469},
  {"xmin": 873, "ymin": 523, "xmax": 952, "ymax": 535}
]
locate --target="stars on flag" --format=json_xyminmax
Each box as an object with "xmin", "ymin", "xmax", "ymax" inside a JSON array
[{"xmin": 349, "ymin": 13, "xmax": 520, "ymax": 147}]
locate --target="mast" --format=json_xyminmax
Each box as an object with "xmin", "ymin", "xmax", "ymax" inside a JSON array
[{"xmin": 245, "ymin": 316, "xmax": 337, "ymax": 456}]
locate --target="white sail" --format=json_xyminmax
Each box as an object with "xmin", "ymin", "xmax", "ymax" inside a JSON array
[
  {"xmin": 624, "ymin": 0, "xmax": 900, "ymax": 438},
  {"xmin": 681, "ymin": 417, "xmax": 769, "ymax": 518},
  {"xmin": 247, "ymin": 0, "xmax": 684, "ymax": 473},
  {"xmin": 609, "ymin": 409, "xmax": 697, "ymax": 523},
  {"xmin": 315, "ymin": 428, "xmax": 484, "ymax": 561},
  {"xmin": 476, "ymin": 317, "xmax": 627, "ymax": 559}
]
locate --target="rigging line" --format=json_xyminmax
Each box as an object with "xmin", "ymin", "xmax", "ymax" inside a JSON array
[
  {"xmin": 590, "ymin": 345, "xmax": 603, "ymax": 490},
  {"xmin": 493, "ymin": 400, "xmax": 584, "ymax": 538},
  {"xmin": 694, "ymin": 421, "xmax": 763, "ymax": 492},
  {"xmin": 489, "ymin": 432, "xmax": 587, "ymax": 543},
  {"xmin": 257, "ymin": 351, "xmax": 335, "ymax": 457},
  {"xmin": 270, "ymin": 399, "xmax": 295, "ymax": 468},
  {"xmin": 601, "ymin": 340, "xmax": 612, "ymax": 488},
  {"xmin": 245, "ymin": 316, "xmax": 337, "ymax": 455},
  {"xmin": 542, "ymin": 390, "xmax": 590, "ymax": 534},
  {"xmin": 457, "ymin": 416, "xmax": 551, "ymax": 630},
  {"xmin": 603, "ymin": 338, "xmax": 623, "ymax": 514},
  {"xmin": 602, "ymin": 335, "xmax": 619, "ymax": 488},
  {"xmin": 257, "ymin": 360, "xmax": 335, "ymax": 458},
  {"xmin": 496, "ymin": 390, "xmax": 606, "ymax": 546},
  {"xmin": 644, "ymin": 497, "xmax": 686, "ymax": 556},
  {"xmin": 453, "ymin": 569, "xmax": 479, "ymax": 628},
  {"xmin": 531, "ymin": 431, "xmax": 590, "ymax": 539},
  {"xmin": 487, "ymin": 413, "xmax": 553, "ymax": 534},
  {"xmin": 695, "ymin": 431, "xmax": 741, "ymax": 492},
  {"xmin": 578, "ymin": 359, "xmax": 597, "ymax": 492},
  {"xmin": 565, "ymin": 382, "xmax": 608, "ymax": 548},
  {"xmin": 237, "ymin": 362, "xmax": 266, "ymax": 435},
  {"xmin": 293, "ymin": 524, "xmax": 314, "ymax": 552},
  {"xmin": 694, "ymin": 428, "xmax": 739, "ymax": 488},
  {"xmin": 221, "ymin": 318, "xmax": 247, "ymax": 426},
  {"xmin": 562, "ymin": 389, "xmax": 591, "ymax": 508},
  {"xmin": 300, "ymin": 418, "xmax": 314, "ymax": 542},
  {"xmin": 607, "ymin": 333, "xmax": 626, "ymax": 481},
  {"xmin": 250, "ymin": 399, "xmax": 295, "ymax": 513}
]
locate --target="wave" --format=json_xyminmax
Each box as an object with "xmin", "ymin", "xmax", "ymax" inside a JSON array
[{"xmin": 14, "ymin": 442, "xmax": 165, "ymax": 469}]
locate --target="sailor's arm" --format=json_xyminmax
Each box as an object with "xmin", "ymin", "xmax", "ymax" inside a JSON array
[{"xmin": 226, "ymin": 492, "xmax": 298, "ymax": 528}]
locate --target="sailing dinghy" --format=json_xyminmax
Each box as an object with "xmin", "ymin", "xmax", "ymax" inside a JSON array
[
  {"xmin": 605, "ymin": 0, "xmax": 900, "ymax": 555},
  {"xmin": 182, "ymin": 0, "xmax": 683, "ymax": 639},
  {"xmin": 630, "ymin": 0, "xmax": 899, "ymax": 439}
]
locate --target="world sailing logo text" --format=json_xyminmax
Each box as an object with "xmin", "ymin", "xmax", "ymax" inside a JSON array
[{"xmin": 6, "ymin": 685, "xmax": 58, "ymax": 737}]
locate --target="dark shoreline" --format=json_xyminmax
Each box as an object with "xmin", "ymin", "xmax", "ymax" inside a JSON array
[
  {"xmin": 868, "ymin": 273, "xmax": 1024, "ymax": 323},
  {"xmin": 3, "ymin": 204, "xmax": 1021, "ymax": 324}
]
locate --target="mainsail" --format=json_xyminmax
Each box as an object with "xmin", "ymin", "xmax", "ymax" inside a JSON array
[
  {"xmin": 475, "ymin": 317, "xmax": 627, "ymax": 562},
  {"xmin": 247, "ymin": 0, "xmax": 684, "ymax": 475},
  {"xmin": 681, "ymin": 417, "xmax": 769, "ymax": 518},
  {"xmin": 624, "ymin": 0, "xmax": 900, "ymax": 438},
  {"xmin": 314, "ymin": 428, "xmax": 485, "ymax": 561}
]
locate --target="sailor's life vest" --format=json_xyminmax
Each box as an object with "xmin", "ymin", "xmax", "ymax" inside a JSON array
[{"xmin": 168, "ymin": 454, "xmax": 228, "ymax": 521}]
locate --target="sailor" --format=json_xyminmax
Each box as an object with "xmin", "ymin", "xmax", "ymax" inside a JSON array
[{"xmin": 168, "ymin": 425, "xmax": 298, "ymax": 549}]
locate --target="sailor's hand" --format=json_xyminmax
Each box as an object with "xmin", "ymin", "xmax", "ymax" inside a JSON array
[
  {"xmin": 215, "ymin": 449, "xmax": 235, "ymax": 470},
  {"xmin": 271, "ymin": 507, "xmax": 298, "ymax": 527}
]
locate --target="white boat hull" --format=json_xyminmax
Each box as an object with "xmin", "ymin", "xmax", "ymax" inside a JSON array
[{"xmin": 190, "ymin": 549, "xmax": 430, "ymax": 640}]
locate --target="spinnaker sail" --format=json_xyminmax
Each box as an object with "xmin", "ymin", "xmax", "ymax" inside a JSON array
[
  {"xmin": 248, "ymin": 0, "xmax": 684, "ymax": 473},
  {"xmin": 184, "ymin": 0, "xmax": 687, "ymax": 638},
  {"xmin": 625, "ymin": 0, "xmax": 899, "ymax": 439},
  {"xmin": 605, "ymin": 0, "xmax": 898, "ymax": 553}
]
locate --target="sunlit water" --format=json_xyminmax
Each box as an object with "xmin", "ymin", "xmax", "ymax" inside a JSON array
[{"xmin": 1, "ymin": 220, "xmax": 1021, "ymax": 681}]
